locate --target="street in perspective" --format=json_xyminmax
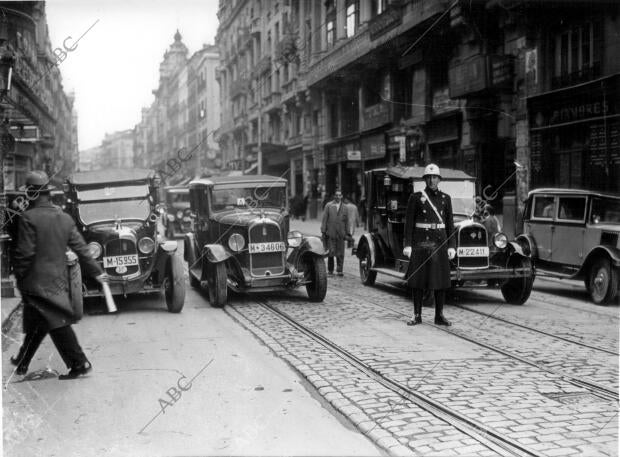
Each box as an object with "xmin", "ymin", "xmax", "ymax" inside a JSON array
[{"xmin": 1, "ymin": 1, "xmax": 619, "ymax": 456}]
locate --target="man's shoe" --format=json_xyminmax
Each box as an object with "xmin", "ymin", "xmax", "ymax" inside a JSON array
[
  {"xmin": 406, "ymin": 315, "xmax": 422, "ymax": 326},
  {"xmin": 434, "ymin": 315, "xmax": 452, "ymax": 326},
  {"xmin": 10, "ymin": 356, "xmax": 28, "ymax": 375},
  {"xmin": 336, "ymin": 272, "xmax": 344, "ymax": 277},
  {"xmin": 59, "ymin": 361, "xmax": 92, "ymax": 380},
  {"xmin": 328, "ymin": 271, "xmax": 334, "ymax": 276}
]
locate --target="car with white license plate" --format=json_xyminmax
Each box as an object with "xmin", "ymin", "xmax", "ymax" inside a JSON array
[
  {"xmin": 184, "ymin": 175, "xmax": 327, "ymax": 307},
  {"xmin": 355, "ymin": 166, "xmax": 535, "ymax": 304}
]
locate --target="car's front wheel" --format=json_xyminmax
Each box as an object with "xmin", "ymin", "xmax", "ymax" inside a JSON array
[
  {"xmin": 588, "ymin": 257, "xmax": 619, "ymax": 305},
  {"xmin": 358, "ymin": 243, "xmax": 377, "ymax": 286},
  {"xmin": 164, "ymin": 255, "xmax": 185, "ymax": 313},
  {"xmin": 207, "ymin": 261, "xmax": 228, "ymax": 308},
  {"xmin": 305, "ymin": 256, "xmax": 327, "ymax": 302},
  {"xmin": 501, "ymin": 256, "xmax": 534, "ymax": 305}
]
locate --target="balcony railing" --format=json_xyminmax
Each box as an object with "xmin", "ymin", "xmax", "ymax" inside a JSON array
[{"xmin": 551, "ymin": 62, "xmax": 601, "ymax": 90}]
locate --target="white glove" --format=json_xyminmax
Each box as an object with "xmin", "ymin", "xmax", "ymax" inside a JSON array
[
  {"xmin": 448, "ymin": 248, "xmax": 456, "ymax": 260},
  {"xmin": 403, "ymin": 246, "xmax": 412, "ymax": 258}
]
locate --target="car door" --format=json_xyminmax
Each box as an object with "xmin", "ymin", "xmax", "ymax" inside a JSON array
[
  {"xmin": 550, "ymin": 195, "xmax": 587, "ymax": 268},
  {"xmin": 525, "ymin": 194, "xmax": 556, "ymax": 262}
]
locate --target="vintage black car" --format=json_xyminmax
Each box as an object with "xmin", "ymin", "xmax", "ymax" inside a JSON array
[
  {"xmin": 65, "ymin": 169, "xmax": 185, "ymax": 312},
  {"xmin": 163, "ymin": 186, "xmax": 192, "ymax": 238},
  {"xmin": 355, "ymin": 166, "xmax": 535, "ymax": 304},
  {"xmin": 518, "ymin": 188, "xmax": 619, "ymax": 304},
  {"xmin": 184, "ymin": 175, "xmax": 327, "ymax": 307}
]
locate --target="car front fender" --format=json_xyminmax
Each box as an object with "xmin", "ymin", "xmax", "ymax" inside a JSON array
[
  {"xmin": 355, "ymin": 233, "xmax": 377, "ymax": 265},
  {"xmin": 299, "ymin": 236, "xmax": 327, "ymax": 256},
  {"xmin": 580, "ymin": 246, "xmax": 620, "ymax": 276},
  {"xmin": 183, "ymin": 233, "xmax": 196, "ymax": 263},
  {"xmin": 154, "ymin": 241, "xmax": 177, "ymax": 273},
  {"xmin": 515, "ymin": 234, "xmax": 537, "ymax": 258},
  {"xmin": 202, "ymin": 244, "xmax": 232, "ymax": 263},
  {"xmin": 507, "ymin": 241, "xmax": 526, "ymax": 257}
]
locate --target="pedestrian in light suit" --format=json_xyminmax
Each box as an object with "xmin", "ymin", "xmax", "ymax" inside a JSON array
[
  {"xmin": 321, "ymin": 190, "xmax": 351, "ymax": 276},
  {"xmin": 403, "ymin": 164, "xmax": 455, "ymax": 326}
]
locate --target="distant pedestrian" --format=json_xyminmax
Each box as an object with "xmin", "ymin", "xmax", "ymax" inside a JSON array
[
  {"xmin": 11, "ymin": 171, "xmax": 107, "ymax": 379},
  {"xmin": 403, "ymin": 164, "xmax": 455, "ymax": 326},
  {"xmin": 320, "ymin": 190, "xmax": 351, "ymax": 276},
  {"xmin": 344, "ymin": 195, "xmax": 360, "ymax": 248}
]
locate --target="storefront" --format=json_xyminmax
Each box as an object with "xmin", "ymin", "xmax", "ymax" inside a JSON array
[{"xmin": 527, "ymin": 74, "xmax": 619, "ymax": 193}]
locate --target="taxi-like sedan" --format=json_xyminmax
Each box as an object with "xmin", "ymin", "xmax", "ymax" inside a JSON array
[
  {"xmin": 184, "ymin": 175, "xmax": 327, "ymax": 307},
  {"xmin": 518, "ymin": 188, "xmax": 620, "ymax": 304}
]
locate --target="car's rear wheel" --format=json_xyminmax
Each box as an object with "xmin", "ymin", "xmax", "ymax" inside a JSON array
[
  {"xmin": 207, "ymin": 261, "xmax": 227, "ymax": 308},
  {"xmin": 588, "ymin": 257, "xmax": 619, "ymax": 305},
  {"xmin": 501, "ymin": 256, "xmax": 534, "ymax": 305},
  {"xmin": 305, "ymin": 255, "xmax": 327, "ymax": 302},
  {"xmin": 358, "ymin": 243, "xmax": 376, "ymax": 286},
  {"xmin": 164, "ymin": 255, "xmax": 185, "ymax": 313}
]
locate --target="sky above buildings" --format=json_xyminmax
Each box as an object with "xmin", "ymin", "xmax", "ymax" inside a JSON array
[{"xmin": 45, "ymin": 0, "xmax": 220, "ymax": 150}]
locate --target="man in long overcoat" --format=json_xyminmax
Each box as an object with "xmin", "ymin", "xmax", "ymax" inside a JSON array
[
  {"xmin": 403, "ymin": 164, "xmax": 455, "ymax": 326},
  {"xmin": 11, "ymin": 171, "xmax": 105, "ymax": 379},
  {"xmin": 320, "ymin": 190, "xmax": 350, "ymax": 276}
]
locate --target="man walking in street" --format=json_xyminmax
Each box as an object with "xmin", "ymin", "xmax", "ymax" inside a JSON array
[
  {"xmin": 321, "ymin": 189, "xmax": 351, "ymax": 276},
  {"xmin": 11, "ymin": 171, "xmax": 106, "ymax": 379},
  {"xmin": 402, "ymin": 164, "xmax": 455, "ymax": 326}
]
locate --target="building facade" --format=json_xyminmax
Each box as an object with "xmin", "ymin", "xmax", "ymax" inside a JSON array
[
  {"xmin": 100, "ymin": 129, "xmax": 134, "ymax": 169},
  {"xmin": 0, "ymin": 1, "xmax": 78, "ymax": 190},
  {"xmin": 216, "ymin": 0, "xmax": 619, "ymax": 223}
]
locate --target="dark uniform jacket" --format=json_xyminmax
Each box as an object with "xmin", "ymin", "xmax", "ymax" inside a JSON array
[
  {"xmin": 403, "ymin": 187, "xmax": 455, "ymax": 289},
  {"xmin": 13, "ymin": 200, "xmax": 103, "ymax": 331}
]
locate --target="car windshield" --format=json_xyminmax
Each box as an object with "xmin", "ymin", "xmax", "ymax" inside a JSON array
[
  {"xmin": 413, "ymin": 180, "xmax": 476, "ymax": 216},
  {"xmin": 76, "ymin": 184, "xmax": 151, "ymax": 224},
  {"xmin": 211, "ymin": 184, "xmax": 287, "ymax": 213},
  {"xmin": 167, "ymin": 191, "xmax": 190, "ymax": 208},
  {"xmin": 591, "ymin": 197, "xmax": 620, "ymax": 224}
]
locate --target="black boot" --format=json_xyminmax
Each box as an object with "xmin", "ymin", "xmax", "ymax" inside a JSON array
[
  {"xmin": 434, "ymin": 290, "xmax": 451, "ymax": 326},
  {"xmin": 407, "ymin": 289, "xmax": 423, "ymax": 326}
]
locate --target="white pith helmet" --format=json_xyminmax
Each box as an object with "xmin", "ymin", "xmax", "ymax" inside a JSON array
[{"xmin": 423, "ymin": 163, "xmax": 442, "ymax": 179}]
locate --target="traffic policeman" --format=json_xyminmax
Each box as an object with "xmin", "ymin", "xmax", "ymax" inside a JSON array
[{"xmin": 403, "ymin": 164, "xmax": 455, "ymax": 326}]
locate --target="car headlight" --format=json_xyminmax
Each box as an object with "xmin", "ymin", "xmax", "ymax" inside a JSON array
[
  {"xmin": 88, "ymin": 242, "xmax": 102, "ymax": 259},
  {"xmin": 166, "ymin": 214, "xmax": 175, "ymax": 222},
  {"xmin": 228, "ymin": 233, "xmax": 245, "ymax": 252},
  {"xmin": 287, "ymin": 230, "xmax": 303, "ymax": 247},
  {"xmin": 138, "ymin": 237, "xmax": 155, "ymax": 254},
  {"xmin": 176, "ymin": 210, "xmax": 183, "ymax": 219},
  {"xmin": 493, "ymin": 232, "xmax": 508, "ymax": 249}
]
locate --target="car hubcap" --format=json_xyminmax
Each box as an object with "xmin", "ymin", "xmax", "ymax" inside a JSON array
[{"xmin": 593, "ymin": 268, "xmax": 608, "ymax": 298}]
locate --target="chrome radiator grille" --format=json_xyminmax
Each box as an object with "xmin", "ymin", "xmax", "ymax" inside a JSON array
[{"xmin": 249, "ymin": 223, "xmax": 285, "ymax": 276}]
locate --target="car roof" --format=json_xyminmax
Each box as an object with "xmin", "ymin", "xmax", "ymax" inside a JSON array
[
  {"xmin": 189, "ymin": 174, "xmax": 288, "ymax": 187},
  {"xmin": 528, "ymin": 188, "xmax": 620, "ymax": 199},
  {"xmin": 67, "ymin": 169, "xmax": 155, "ymax": 185},
  {"xmin": 382, "ymin": 165, "xmax": 475, "ymax": 181}
]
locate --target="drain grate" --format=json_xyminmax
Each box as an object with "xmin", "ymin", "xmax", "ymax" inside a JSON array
[{"xmin": 543, "ymin": 392, "xmax": 606, "ymax": 405}]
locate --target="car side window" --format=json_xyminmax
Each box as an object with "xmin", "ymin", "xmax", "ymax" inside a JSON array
[
  {"xmin": 557, "ymin": 197, "xmax": 586, "ymax": 222},
  {"xmin": 533, "ymin": 196, "xmax": 555, "ymax": 219}
]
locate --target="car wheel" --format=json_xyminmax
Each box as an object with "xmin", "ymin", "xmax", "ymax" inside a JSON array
[
  {"xmin": 207, "ymin": 261, "xmax": 228, "ymax": 308},
  {"xmin": 588, "ymin": 258, "xmax": 619, "ymax": 305},
  {"xmin": 164, "ymin": 255, "xmax": 185, "ymax": 313},
  {"xmin": 501, "ymin": 256, "xmax": 534, "ymax": 305},
  {"xmin": 305, "ymin": 255, "xmax": 327, "ymax": 302},
  {"xmin": 358, "ymin": 243, "xmax": 376, "ymax": 286}
]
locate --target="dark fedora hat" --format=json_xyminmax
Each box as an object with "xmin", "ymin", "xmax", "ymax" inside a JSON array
[{"xmin": 19, "ymin": 170, "xmax": 56, "ymax": 193}]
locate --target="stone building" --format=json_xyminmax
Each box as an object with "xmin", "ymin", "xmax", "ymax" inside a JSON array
[
  {"xmin": 0, "ymin": 1, "xmax": 78, "ymax": 189},
  {"xmin": 100, "ymin": 129, "xmax": 134, "ymax": 169}
]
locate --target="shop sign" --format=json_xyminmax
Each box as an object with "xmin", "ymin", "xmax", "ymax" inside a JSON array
[
  {"xmin": 449, "ymin": 55, "xmax": 488, "ymax": 98},
  {"xmin": 347, "ymin": 150, "xmax": 361, "ymax": 161},
  {"xmin": 362, "ymin": 102, "xmax": 391, "ymax": 131},
  {"xmin": 432, "ymin": 87, "xmax": 461, "ymax": 116},
  {"xmin": 490, "ymin": 55, "xmax": 513, "ymax": 89},
  {"xmin": 361, "ymin": 134, "xmax": 386, "ymax": 161}
]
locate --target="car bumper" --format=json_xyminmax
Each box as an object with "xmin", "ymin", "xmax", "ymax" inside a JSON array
[
  {"xmin": 82, "ymin": 273, "xmax": 161, "ymax": 297},
  {"xmin": 228, "ymin": 269, "xmax": 307, "ymax": 293},
  {"xmin": 451, "ymin": 265, "xmax": 533, "ymax": 281}
]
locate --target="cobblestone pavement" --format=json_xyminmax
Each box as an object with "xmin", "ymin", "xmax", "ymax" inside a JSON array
[{"xmin": 233, "ymin": 220, "xmax": 619, "ymax": 456}]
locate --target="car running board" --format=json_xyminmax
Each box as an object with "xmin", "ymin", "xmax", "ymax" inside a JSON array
[
  {"xmin": 370, "ymin": 267, "xmax": 406, "ymax": 280},
  {"xmin": 535, "ymin": 267, "xmax": 579, "ymax": 280}
]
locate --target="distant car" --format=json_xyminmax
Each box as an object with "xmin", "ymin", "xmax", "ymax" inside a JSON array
[
  {"xmin": 163, "ymin": 186, "xmax": 192, "ymax": 238},
  {"xmin": 184, "ymin": 175, "xmax": 327, "ymax": 307},
  {"xmin": 65, "ymin": 169, "xmax": 185, "ymax": 312},
  {"xmin": 355, "ymin": 166, "xmax": 535, "ymax": 304},
  {"xmin": 518, "ymin": 188, "xmax": 620, "ymax": 304}
]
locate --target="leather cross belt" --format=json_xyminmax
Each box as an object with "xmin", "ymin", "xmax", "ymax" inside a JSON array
[{"xmin": 416, "ymin": 222, "xmax": 445, "ymax": 229}]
